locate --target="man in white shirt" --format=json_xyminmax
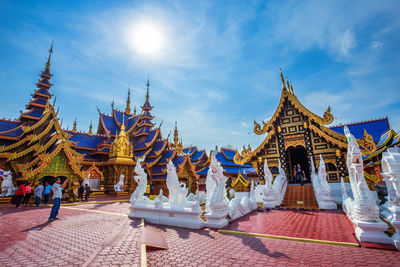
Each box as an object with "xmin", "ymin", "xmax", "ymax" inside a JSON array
[{"xmin": 48, "ymin": 177, "xmax": 68, "ymax": 221}]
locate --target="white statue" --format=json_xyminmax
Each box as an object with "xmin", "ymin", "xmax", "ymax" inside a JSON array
[
  {"xmin": 81, "ymin": 173, "xmax": 90, "ymax": 187},
  {"xmin": 1, "ymin": 170, "xmax": 15, "ymax": 197},
  {"xmin": 114, "ymin": 173, "xmax": 125, "ymax": 192},
  {"xmin": 344, "ymin": 126, "xmax": 379, "ymax": 222},
  {"xmin": 311, "ymin": 155, "xmax": 337, "ymax": 209},
  {"xmin": 207, "ymin": 152, "xmax": 229, "ymax": 213},
  {"xmin": 166, "ymin": 160, "xmax": 180, "ymax": 204},
  {"xmin": 153, "ymin": 189, "xmax": 168, "ymax": 208},
  {"xmin": 130, "ymin": 160, "xmax": 147, "ymax": 205},
  {"xmin": 263, "ymin": 159, "xmax": 288, "ymax": 208},
  {"xmin": 228, "ymin": 180, "xmax": 257, "ymax": 220}
]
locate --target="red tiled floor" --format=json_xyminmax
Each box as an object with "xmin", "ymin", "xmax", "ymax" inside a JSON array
[
  {"xmin": 146, "ymin": 223, "xmax": 400, "ymax": 267},
  {"xmin": 224, "ymin": 209, "xmax": 358, "ymax": 244}
]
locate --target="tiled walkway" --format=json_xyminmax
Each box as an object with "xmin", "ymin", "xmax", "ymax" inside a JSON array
[
  {"xmin": 146, "ymin": 223, "xmax": 400, "ymax": 267},
  {"xmin": 224, "ymin": 209, "xmax": 358, "ymax": 244}
]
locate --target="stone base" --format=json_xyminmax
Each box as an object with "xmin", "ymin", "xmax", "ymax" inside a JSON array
[
  {"xmin": 263, "ymin": 200, "xmax": 278, "ymax": 209},
  {"xmin": 108, "ymin": 191, "xmax": 129, "ymax": 197},
  {"xmin": 354, "ymin": 219, "xmax": 393, "ymax": 244},
  {"xmin": 129, "ymin": 202, "xmax": 204, "ymax": 229},
  {"xmin": 318, "ymin": 200, "xmax": 337, "ymax": 210},
  {"xmin": 204, "ymin": 212, "xmax": 229, "ymax": 228}
]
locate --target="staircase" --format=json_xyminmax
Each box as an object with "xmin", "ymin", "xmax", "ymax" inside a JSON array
[
  {"xmin": 281, "ymin": 184, "xmax": 319, "ymax": 210},
  {"xmin": 88, "ymin": 190, "xmax": 106, "ymax": 201},
  {"xmin": 0, "ymin": 197, "xmax": 12, "ymax": 205}
]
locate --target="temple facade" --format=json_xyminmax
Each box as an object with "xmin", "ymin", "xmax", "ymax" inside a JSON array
[
  {"xmin": 234, "ymin": 70, "xmax": 389, "ymax": 188},
  {"xmin": 0, "ymin": 46, "xmax": 209, "ymax": 198}
]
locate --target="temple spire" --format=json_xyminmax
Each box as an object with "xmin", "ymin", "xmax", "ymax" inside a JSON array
[
  {"xmin": 280, "ymin": 68, "xmax": 287, "ymax": 91},
  {"xmin": 88, "ymin": 121, "xmax": 93, "ymax": 136},
  {"xmin": 133, "ymin": 106, "xmax": 136, "ymax": 116},
  {"xmin": 174, "ymin": 121, "xmax": 179, "ymax": 145},
  {"xmin": 111, "ymin": 99, "xmax": 115, "ymax": 110},
  {"xmin": 72, "ymin": 118, "xmax": 77, "ymax": 133},
  {"xmin": 125, "ymin": 86, "xmax": 131, "ymax": 114},
  {"xmin": 121, "ymin": 113, "xmax": 126, "ymax": 134},
  {"xmin": 46, "ymin": 41, "xmax": 53, "ymax": 69},
  {"xmin": 146, "ymin": 76, "xmax": 150, "ymax": 102}
]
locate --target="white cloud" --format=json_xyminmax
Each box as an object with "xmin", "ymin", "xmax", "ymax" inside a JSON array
[{"xmin": 337, "ymin": 29, "xmax": 356, "ymax": 56}]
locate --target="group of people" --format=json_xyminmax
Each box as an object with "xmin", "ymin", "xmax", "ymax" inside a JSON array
[
  {"xmin": 15, "ymin": 181, "xmax": 52, "ymax": 208},
  {"xmin": 15, "ymin": 179, "xmax": 92, "ymax": 208}
]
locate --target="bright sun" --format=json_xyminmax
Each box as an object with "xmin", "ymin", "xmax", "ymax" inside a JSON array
[{"xmin": 128, "ymin": 22, "xmax": 165, "ymax": 56}]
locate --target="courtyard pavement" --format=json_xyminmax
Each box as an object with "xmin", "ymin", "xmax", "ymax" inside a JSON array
[{"xmin": 0, "ymin": 199, "xmax": 399, "ymax": 266}]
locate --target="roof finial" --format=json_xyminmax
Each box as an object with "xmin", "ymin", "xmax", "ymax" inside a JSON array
[
  {"xmin": 290, "ymin": 82, "xmax": 294, "ymax": 94},
  {"xmin": 121, "ymin": 113, "xmax": 126, "ymax": 133},
  {"xmin": 280, "ymin": 68, "xmax": 287, "ymax": 90},
  {"xmin": 133, "ymin": 106, "xmax": 136, "ymax": 116},
  {"xmin": 125, "ymin": 86, "xmax": 131, "ymax": 114},
  {"xmin": 72, "ymin": 118, "xmax": 77, "ymax": 133},
  {"xmin": 111, "ymin": 99, "xmax": 115, "ymax": 110},
  {"xmin": 88, "ymin": 121, "xmax": 93, "ymax": 136},
  {"xmin": 46, "ymin": 41, "xmax": 54, "ymax": 69},
  {"xmin": 174, "ymin": 121, "xmax": 179, "ymax": 145},
  {"xmin": 146, "ymin": 76, "xmax": 150, "ymax": 102},
  {"xmin": 286, "ymin": 77, "xmax": 290, "ymax": 92}
]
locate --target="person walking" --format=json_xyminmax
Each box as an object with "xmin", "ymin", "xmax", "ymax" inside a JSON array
[
  {"xmin": 295, "ymin": 163, "xmax": 306, "ymax": 186},
  {"xmin": 23, "ymin": 182, "xmax": 32, "ymax": 207},
  {"xmin": 43, "ymin": 181, "xmax": 52, "ymax": 205},
  {"xmin": 84, "ymin": 184, "xmax": 91, "ymax": 202},
  {"xmin": 34, "ymin": 183, "xmax": 44, "ymax": 207},
  {"xmin": 15, "ymin": 182, "xmax": 26, "ymax": 208},
  {"xmin": 77, "ymin": 184, "xmax": 84, "ymax": 202},
  {"xmin": 48, "ymin": 178, "xmax": 68, "ymax": 221}
]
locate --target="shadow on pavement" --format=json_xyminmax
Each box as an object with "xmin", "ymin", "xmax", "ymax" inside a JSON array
[{"xmin": 22, "ymin": 221, "xmax": 53, "ymax": 232}]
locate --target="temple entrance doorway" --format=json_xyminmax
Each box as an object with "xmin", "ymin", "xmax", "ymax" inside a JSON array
[{"xmin": 285, "ymin": 146, "xmax": 310, "ymax": 183}]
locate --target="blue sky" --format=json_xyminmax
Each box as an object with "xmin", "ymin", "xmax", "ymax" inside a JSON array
[{"xmin": 1, "ymin": 0, "xmax": 399, "ymax": 150}]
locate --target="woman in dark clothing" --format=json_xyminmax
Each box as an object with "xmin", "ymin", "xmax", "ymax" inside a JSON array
[
  {"xmin": 295, "ymin": 164, "xmax": 305, "ymax": 186},
  {"xmin": 15, "ymin": 182, "xmax": 26, "ymax": 208},
  {"xmin": 23, "ymin": 182, "xmax": 32, "ymax": 206}
]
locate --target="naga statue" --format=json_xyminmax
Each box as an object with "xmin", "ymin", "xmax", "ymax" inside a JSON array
[
  {"xmin": 130, "ymin": 159, "xmax": 148, "ymax": 205},
  {"xmin": 263, "ymin": 159, "xmax": 288, "ymax": 208},
  {"xmin": 344, "ymin": 126, "xmax": 379, "ymax": 222},
  {"xmin": 166, "ymin": 160, "xmax": 188, "ymax": 205},
  {"xmin": 311, "ymin": 155, "xmax": 336, "ymax": 209},
  {"xmin": 0, "ymin": 170, "xmax": 15, "ymax": 197},
  {"xmin": 206, "ymin": 151, "xmax": 229, "ymax": 213},
  {"xmin": 114, "ymin": 173, "xmax": 125, "ymax": 192}
]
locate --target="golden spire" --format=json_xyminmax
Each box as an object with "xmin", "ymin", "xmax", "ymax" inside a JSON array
[
  {"xmin": 290, "ymin": 82, "xmax": 294, "ymax": 93},
  {"xmin": 133, "ymin": 106, "xmax": 136, "ymax": 116},
  {"xmin": 88, "ymin": 121, "xmax": 93, "ymax": 136},
  {"xmin": 111, "ymin": 99, "xmax": 115, "ymax": 110},
  {"xmin": 286, "ymin": 77, "xmax": 290, "ymax": 92},
  {"xmin": 72, "ymin": 118, "xmax": 77, "ymax": 133},
  {"xmin": 146, "ymin": 76, "xmax": 150, "ymax": 102},
  {"xmin": 120, "ymin": 113, "xmax": 126, "ymax": 136},
  {"xmin": 125, "ymin": 87, "xmax": 131, "ymax": 114},
  {"xmin": 174, "ymin": 121, "xmax": 179, "ymax": 145},
  {"xmin": 46, "ymin": 41, "xmax": 53, "ymax": 69},
  {"xmin": 280, "ymin": 68, "xmax": 286, "ymax": 90}
]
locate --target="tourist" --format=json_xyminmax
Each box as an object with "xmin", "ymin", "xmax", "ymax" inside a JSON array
[
  {"xmin": 48, "ymin": 177, "xmax": 68, "ymax": 221},
  {"xmin": 23, "ymin": 182, "xmax": 32, "ymax": 207},
  {"xmin": 43, "ymin": 181, "xmax": 52, "ymax": 205},
  {"xmin": 295, "ymin": 163, "xmax": 305, "ymax": 186},
  {"xmin": 77, "ymin": 184, "xmax": 84, "ymax": 202},
  {"xmin": 34, "ymin": 183, "xmax": 44, "ymax": 207},
  {"xmin": 15, "ymin": 182, "xmax": 26, "ymax": 208},
  {"xmin": 84, "ymin": 184, "xmax": 91, "ymax": 202},
  {"xmin": 293, "ymin": 165, "xmax": 297, "ymax": 183}
]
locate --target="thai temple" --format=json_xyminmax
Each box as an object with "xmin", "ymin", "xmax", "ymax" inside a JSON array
[
  {"xmin": 0, "ymin": 46, "xmax": 399, "ymax": 203},
  {"xmin": 233, "ymin": 69, "xmax": 399, "ymax": 189}
]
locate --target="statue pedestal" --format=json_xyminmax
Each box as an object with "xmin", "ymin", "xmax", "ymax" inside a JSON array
[
  {"xmin": 263, "ymin": 199, "xmax": 278, "ymax": 209},
  {"xmin": 129, "ymin": 202, "xmax": 204, "ymax": 229},
  {"xmin": 354, "ymin": 220, "xmax": 393, "ymax": 244},
  {"xmin": 317, "ymin": 198, "xmax": 337, "ymax": 209},
  {"xmin": 205, "ymin": 212, "xmax": 229, "ymax": 228}
]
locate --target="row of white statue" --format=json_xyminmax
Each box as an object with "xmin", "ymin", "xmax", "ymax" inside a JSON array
[{"xmin": 129, "ymin": 152, "xmax": 257, "ymax": 229}]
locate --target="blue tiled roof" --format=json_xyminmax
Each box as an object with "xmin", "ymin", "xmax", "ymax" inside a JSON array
[
  {"xmin": 152, "ymin": 165, "xmax": 166, "ymax": 175},
  {"xmin": 40, "ymin": 78, "xmax": 50, "ymax": 85},
  {"xmin": 223, "ymin": 166, "xmax": 256, "ymax": 174},
  {"xmin": 36, "ymin": 88, "xmax": 51, "ymax": 97},
  {"xmin": 173, "ymin": 155, "xmax": 185, "ymax": 167},
  {"xmin": 191, "ymin": 151, "xmax": 204, "ymax": 162},
  {"xmin": 133, "ymin": 149, "xmax": 148, "ymax": 158},
  {"xmin": 31, "ymin": 98, "xmax": 47, "ymax": 105},
  {"xmin": 330, "ymin": 119, "xmax": 390, "ymax": 143},
  {"xmin": 147, "ymin": 140, "xmax": 166, "ymax": 157},
  {"xmin": 183, "ymin": 147, "xmax": 196, "ymax": 155},
  {"xmin": 216, "ymin": 153, "xmax": 252, "ymax": 168},
  {"xmin": 0, "ymin": 127, "xmax": 23, "ymax": 137},
  {"xmin": 126, "ymin": 116, "xmax": 139, "ymax": 131},
  {"xmin": 0, "ymin": 120, "xmax": 20, "ymax": 132},
  {"xmin": 159, "ymin": 150, "xmax": 174, "ymax": 164},
  {"xmin": 102, "ymin": 115, "xmax": 118, "ymax": 135},
  {"xmin": 23, "ymin": 109, "xmax": 44, "ymax": 118},
  {"xmin": 221, "ymin": 148, "xmax": 236, "ymax": 160},
  {"xmin": 390, "ymin": 134, "xmax": 399, "ymax": 147},
  {"xmin": 43, "ymin": 69, "xmax": 51, "ymax": 76},
  {"xmin": 376, "ymin": 131, "xmax": 392, "ymax": 147},
  {"xmin": 197, "ymin": 167, "xmax": 209, "ymax": 175},
  {"xmin": 69, "ymin": 133, "xmax": 105, "ymax": 149}
]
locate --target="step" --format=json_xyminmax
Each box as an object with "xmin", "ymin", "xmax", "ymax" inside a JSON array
[{"xmin": 281, "ymin": 185, "xmax": 319, "ymax": 209}]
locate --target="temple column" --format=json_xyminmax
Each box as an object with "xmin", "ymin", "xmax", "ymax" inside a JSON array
[
  {"xmin": 257, "ymin": 157, "xmax": 265, "ymax": 184},
  {"xmin": 303, "ymin": 122, "xmax": 314, "ymax": 178},
  {"xmin": 276, "ymin": 126, "xmax": 288, "ymax": 175},
  {"xmin": 336, "ymin": 149, "xmax": 347, "ymax": 179}
]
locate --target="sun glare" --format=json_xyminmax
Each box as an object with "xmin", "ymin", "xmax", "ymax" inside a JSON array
[{"xmin": 128, "ymin": 22, "xmax": 165, "ymax": 56}]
